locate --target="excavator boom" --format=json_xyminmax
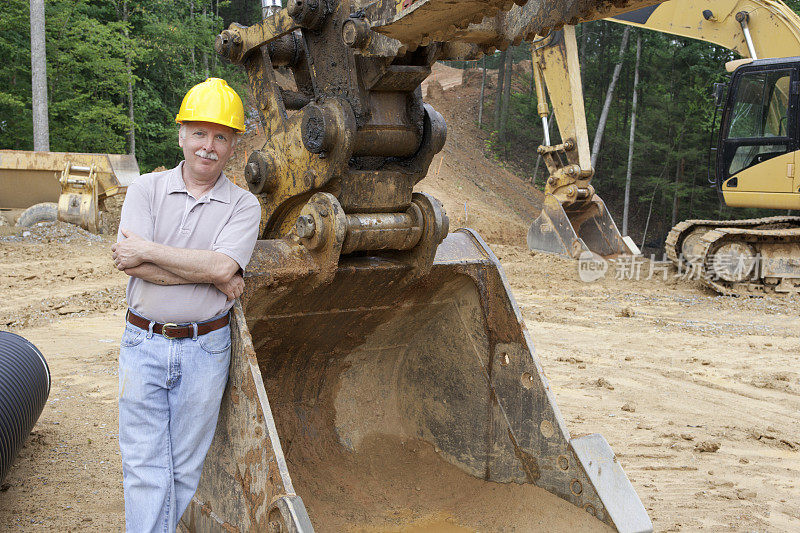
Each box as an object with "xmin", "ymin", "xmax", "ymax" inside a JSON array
[{"xmin": 609, "ymin": 0, "xmax": 800, "ymax": 60}]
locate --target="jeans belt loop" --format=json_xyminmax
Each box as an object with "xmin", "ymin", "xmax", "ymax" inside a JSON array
[
  {"xmin": 146, "ymin": 320, "xmax": 155, "ymax": 339},
  {"xmin": 192, "ymin": 322, "xmax": 198, "ymax": 341}
]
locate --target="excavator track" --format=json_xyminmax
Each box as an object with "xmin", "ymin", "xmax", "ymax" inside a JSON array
[
  {"xmin": 666, "ymin": 217, "xmax": 800, "ymax": 296},
  {"xmin": 665, "ymin": 216, "xmax": 800, "ymax": 264}
]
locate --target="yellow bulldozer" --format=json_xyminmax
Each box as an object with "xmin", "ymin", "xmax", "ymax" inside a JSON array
[
  {"xmin": 525, "ymin": 0, "xmax": 800, "ymax": 295},
  {"xmin": 0, "ymin": 150, "xmax": 138, "ymax": 232},
  {"xmin": 176, "ymin": 1, "xmax": 678, "ymax": 532}
]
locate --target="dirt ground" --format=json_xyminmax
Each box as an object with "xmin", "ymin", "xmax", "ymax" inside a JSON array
[{"xmin": 1, "ymin": 75, "xmax": 798, "ymax": 532}]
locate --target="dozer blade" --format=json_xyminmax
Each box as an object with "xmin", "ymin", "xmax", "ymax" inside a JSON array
[
  {"xmin": 528, "ymin": 194, "xmax": 628, "ymax": 258},
  {"xmin": 182, "ymin": 229, "xmax": 651, "ymax": 533}
]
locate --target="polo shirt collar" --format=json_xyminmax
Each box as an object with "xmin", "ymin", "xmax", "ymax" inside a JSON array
[
  {"xmin": 167, "ymin": 161, "xmax": 232, "ymax": 204},
  {"xmin": 167, "ymin": 162, "xmax": 187, "ymax": 194},
  {"xmin": 208, "ymin": 172, "xmax": 232, "ymax": 204}
]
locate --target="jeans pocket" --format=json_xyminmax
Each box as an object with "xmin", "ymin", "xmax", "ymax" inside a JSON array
[
  {"xmin": 198, "ymin": 325, "xmax": 232, "ymax": 354},
  {"xmin": 121, "ymin": 324, "xmax": 144, "ymax": 347}
]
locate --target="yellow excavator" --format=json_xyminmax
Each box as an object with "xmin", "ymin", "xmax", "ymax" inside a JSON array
[
  {"xmin": 0, "ymin": 150, "xmax": 138, "ymax": 232},
  {"xmin": 525, "ymin": 0, "xmax": 800, "ymax": 295},
  {"xmin": 177, "ymin": 1, "xmax": 676, "ymax": 532},
  {"xmin": 613, "ymin": 0, "xmax": 800, "ymax": 295}
]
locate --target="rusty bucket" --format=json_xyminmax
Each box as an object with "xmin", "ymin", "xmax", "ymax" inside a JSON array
[{"xmin": 182, "ymin": 229, "xmax": 651, "ymax": 533}]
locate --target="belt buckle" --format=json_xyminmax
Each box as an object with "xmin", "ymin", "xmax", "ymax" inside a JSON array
[{"xmin": 162, "ymin": 323, "xmax": 179, "ymax": 340}]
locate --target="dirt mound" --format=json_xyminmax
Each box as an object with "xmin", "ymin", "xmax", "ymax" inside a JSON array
[
  {"xmin": 287, "ymin": 434, "xmax": 610, "ymax": 532},
  {"xmin": 421, "ymin": 62, "xmax": 464, "ymax": 93},
  {"xmin": 0, "ymin": 220, "xmax": 106, "ymax": 245},
  {"xmin": 419, "ymin": 78, "xmax": 543, "ymax": 245}
]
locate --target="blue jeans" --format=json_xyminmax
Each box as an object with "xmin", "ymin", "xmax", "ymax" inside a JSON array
[{"xmin": 118, "ymin": 311, "xmax": 231, "ymax": 533}]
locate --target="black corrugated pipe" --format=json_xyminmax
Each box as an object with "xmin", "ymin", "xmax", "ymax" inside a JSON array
[{"xmin": 0, "ymin": 331, "xmax": 50, "ymax": 484}]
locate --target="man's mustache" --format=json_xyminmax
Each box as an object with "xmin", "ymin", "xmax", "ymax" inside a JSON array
[{"xmin": 195, "ymin": 149, "xmax": 219, "ymax": 161}]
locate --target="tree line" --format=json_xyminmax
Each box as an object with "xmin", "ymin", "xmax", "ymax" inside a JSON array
[{"xmin": 0, "ymin": 0, "xmax": 262, "ymax": 172}]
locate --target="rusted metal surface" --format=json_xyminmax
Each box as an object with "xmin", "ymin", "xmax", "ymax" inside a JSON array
[
  {"xmin": 0, "ymin": 150, "xmax": 137, "ymax": 210},
  {"xmin": 341, "ymin": 210, "xmax": 422, "ymax": 253},
  {"xmin": 187, "ymin": 230, "xmax": 651, "ymax": 532},
  {"xmin": 449, "ymin": 0, "xmax": 664, "ymax": 51},
  {"xmin": 218, "ymin": 3, "xmax": 444, "ymax": 238},
  {"xmin": 370, "ymin": 0, "xmax": 663, "ymax": 51},
  {"xmin": 202, "ymin": 2, "xmax": 657, "ymax": 531},
  {"xmin": 183, "ymin": 302, "xmax": 305, "ymax": 532},
  {"xmin": 368, "ymin": 0, "xmax": 521, "ymax": 48}
]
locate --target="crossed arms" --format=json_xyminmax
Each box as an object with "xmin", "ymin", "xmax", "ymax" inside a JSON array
[{"xmin": 112, "ymin": 229, "xmax": 244, "ymax": 301}]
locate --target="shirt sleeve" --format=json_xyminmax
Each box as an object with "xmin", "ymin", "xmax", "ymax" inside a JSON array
[
  {"xmin": 212, "ymin": 193, "xmax": 261, "ymax": 271},
  {"xmin": 117, "ymin": 177, "xmax": 154, "ymax": 243}
]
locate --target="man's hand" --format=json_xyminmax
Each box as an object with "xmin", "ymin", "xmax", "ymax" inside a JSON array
[
  {"xmin": 214, "ymin": 274, "xmax": 244, "ymax": 302},
  {"xmin": 112, "ymin": 229, "xmax": 151, "ymax": 270}
]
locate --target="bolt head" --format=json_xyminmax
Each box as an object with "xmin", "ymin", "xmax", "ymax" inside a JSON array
[
  {"xmin": 342, "ymin": 19, "xmax": 369, "ymax": 48},
  {"xmin": 302, "ymin": 104, "xmax": 335, "ymax": 154},
  {"xmin": 342, "ymin": 20, "xmax": 359, "ymax": 46},
  {"xmin": 287, "ymin": 0, "xmax": 302, "ymax": 17},
  {"xmin": 295, "ymin": 214, "xmax": 316, "ymax": 238},
  {"xmin": 245, "ymin": 162, "xmax": 260, "ymax": 183},
  {"xmin": 215, "ymin": 34, "xmax": 230, "ymax": 56}
]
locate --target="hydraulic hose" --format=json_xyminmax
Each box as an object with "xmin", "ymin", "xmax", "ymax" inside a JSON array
[{"xmin": 0, "ymin": 331, "xmax": 51, "ymax": 483}]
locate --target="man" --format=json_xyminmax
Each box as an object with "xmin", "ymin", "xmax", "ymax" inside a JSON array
[{"xmin": 111, "ymin": 78, "xmax": 261, "ymax": 532}]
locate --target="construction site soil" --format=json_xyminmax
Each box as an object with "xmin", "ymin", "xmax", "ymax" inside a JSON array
[{"xmin": 1, "ymin": 66, "xmax": 798, "ymax": 531}]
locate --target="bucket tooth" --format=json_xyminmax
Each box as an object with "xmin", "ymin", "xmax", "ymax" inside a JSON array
[
  {"xmin": 182, "ymin": 229, "xmax": 651, "ymax": 533},
  {"xmin": 529, "ymin": 194, "xmax": 627, "ymax": 258}
]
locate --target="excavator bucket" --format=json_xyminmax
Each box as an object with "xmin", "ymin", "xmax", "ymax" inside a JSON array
[
  {"xmin": 182, "ymin": 229, "xmax": 652, "ymax": 533},
  {"xmin": 528, "ymin": 194, "xmax": 628, "ymax": 259}
]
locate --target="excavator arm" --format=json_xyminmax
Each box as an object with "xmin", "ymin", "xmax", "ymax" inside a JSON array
[
  {"xmin": 182, "ymin": 2, "xmax": 670, "ymax": 531},
  {"xmin": 609, "ymin": 0, "xmax": 800, "ymax": 60},
  {"xmin": 525, "ymin": 27, "xmax": 634, "ymax": 257}
]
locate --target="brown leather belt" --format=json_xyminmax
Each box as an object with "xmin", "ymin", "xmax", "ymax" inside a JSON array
[{"xmin": 126, "ymin": 310, "xmax": 230, "ymax": 340}]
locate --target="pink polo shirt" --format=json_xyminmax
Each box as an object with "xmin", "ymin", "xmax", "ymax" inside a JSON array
[{"xmin": 117, "ymin": 162, "xmax": 261, "ymax": 323}]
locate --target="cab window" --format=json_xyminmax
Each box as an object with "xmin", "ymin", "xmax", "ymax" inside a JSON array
[
  {"xmin": 728, "ymin": 70, "xmax": 791, "ymax": 139},
  {"xmin": 724, "ymin": 69, "xmax": 793, "ymax": 176}
]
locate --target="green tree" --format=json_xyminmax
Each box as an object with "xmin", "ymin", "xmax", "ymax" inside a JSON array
[{"xmin": 0, "ymin": 0, "xmax": 250, "ymax": 172}]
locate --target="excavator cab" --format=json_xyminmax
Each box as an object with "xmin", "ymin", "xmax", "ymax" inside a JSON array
[
  {"xmin": 179, "ymin": 2, "xmax": 654, "ymax": 531},
  {"xmin": 717, "ymin": 58, "xmax": 800, "ymax": 209}
]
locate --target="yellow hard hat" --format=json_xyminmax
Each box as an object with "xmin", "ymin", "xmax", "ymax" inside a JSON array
[{"xmin": 175, "ymin": 78, "xmax": 245, "ymax": 133}]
